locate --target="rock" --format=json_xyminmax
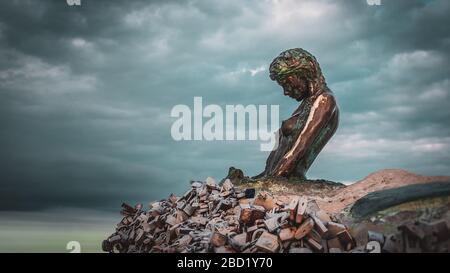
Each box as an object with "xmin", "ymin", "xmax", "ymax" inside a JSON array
[
  {"xmin": 350, "ymin": 182, "xmax": 450, "ymax": 219},
  {"xmin": 221, "ymin": 167, "xmax": 249, "ymax": 185}
]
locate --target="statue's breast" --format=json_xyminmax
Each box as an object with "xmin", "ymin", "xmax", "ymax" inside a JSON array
[{"xmin": 280, "ymin": 98, "xmax": 314, "ymax": 138}]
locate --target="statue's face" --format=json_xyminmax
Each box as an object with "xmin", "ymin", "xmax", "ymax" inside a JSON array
[{"xmin": 278, "ymin": 74, "xmax": 309, "ymax": 101}]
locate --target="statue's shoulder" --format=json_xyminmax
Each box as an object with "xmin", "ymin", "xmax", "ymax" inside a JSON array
[{"xmin": 315, "ymin": 91, "xmax": 336, "ymax": 108}]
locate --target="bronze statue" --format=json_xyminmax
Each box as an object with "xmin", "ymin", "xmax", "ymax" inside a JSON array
[{"xmin": 255, "ymin": 48, "xmax": 339, "ymax": 179}]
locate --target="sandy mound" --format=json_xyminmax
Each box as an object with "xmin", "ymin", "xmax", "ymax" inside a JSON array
[{"xmin": 318, "ymin": 169, "xmax": 450, "ymax": 213}]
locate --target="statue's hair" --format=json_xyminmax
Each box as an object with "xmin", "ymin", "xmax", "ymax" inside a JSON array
[{"xmin": 269, "ymin": 48, "xmax": 326, "ymax": 89}]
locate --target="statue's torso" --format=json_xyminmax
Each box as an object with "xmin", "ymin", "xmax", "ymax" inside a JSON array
[
  {"xmin": 265, "ymin": 90, "xmax": 339, "ymax": 178},
  {"xmin": 281, "ymin": 96, "xmax": 315, "ymax": 138}
]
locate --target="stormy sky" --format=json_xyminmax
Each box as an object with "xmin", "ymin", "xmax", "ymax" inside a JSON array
[{"xmin": 0, "ymin": 0, "xmax": 449, "ymax": 216}]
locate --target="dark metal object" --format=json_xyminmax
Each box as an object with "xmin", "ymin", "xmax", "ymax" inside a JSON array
[{"xmin": 244, "ymin": 188, "xmax": 256, "ymax": 198}]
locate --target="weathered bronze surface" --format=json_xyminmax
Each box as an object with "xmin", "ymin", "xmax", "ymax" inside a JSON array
[{"xmin": 256, "ymin": 48, "xmax": 339, "ymax": 179}]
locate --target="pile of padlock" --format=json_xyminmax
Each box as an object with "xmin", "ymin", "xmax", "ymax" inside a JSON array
[{"xmin": 102, "ymin": 177, "xmax": 449, "ymax": 253}]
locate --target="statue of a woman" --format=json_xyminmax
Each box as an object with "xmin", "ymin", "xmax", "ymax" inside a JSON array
[{"xmin": 256, "ymin": 48, "xmax": 339, "ymax": 179}]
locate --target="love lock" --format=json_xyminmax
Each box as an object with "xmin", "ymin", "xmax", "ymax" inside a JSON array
[
  {"xmin": 366, "ymin": 241, "xmax": 381, "ymax": 253},
  {"xmin": 251, "ymin": 228, "xmax": 267, "ymax": 242}
]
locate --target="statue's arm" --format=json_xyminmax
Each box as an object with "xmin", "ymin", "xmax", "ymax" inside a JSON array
[{"xmin": 272, "ymin": 94, "xmax": 337, "ymax": 176}]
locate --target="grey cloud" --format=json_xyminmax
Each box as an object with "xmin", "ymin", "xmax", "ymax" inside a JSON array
[{"xmin": 0, "ymin": 0, "xmax": 449, "ymax": 212}]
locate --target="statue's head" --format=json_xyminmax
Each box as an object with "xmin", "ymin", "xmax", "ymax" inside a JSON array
[{"xmin": 269, "ymin": 48, "xmax": 325, "ymax": 101}]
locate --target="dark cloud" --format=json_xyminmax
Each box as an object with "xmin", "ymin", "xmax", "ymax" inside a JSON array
[{"xmin": 0, "ymin": 0, "xmax": 449, "ymax": 212}]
